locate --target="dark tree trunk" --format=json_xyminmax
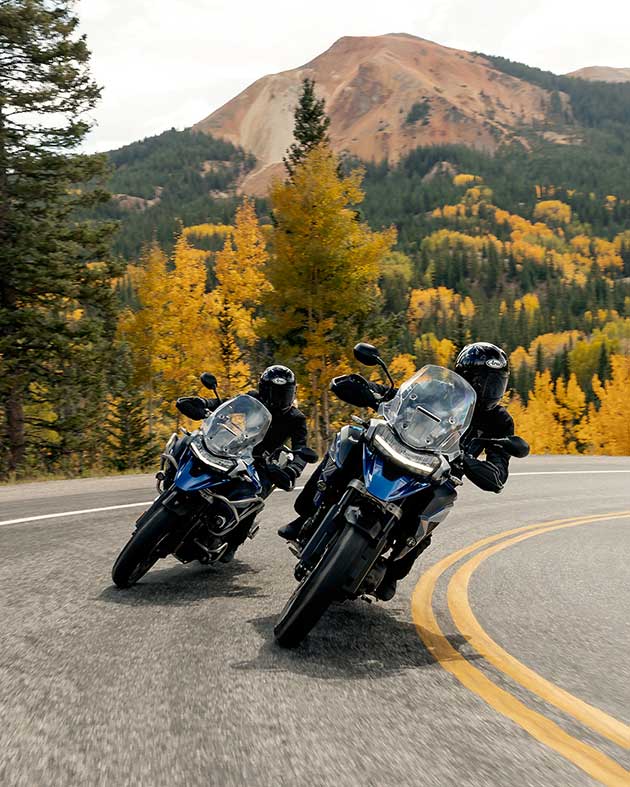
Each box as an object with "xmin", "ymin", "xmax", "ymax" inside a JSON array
[{"xmin": 5, "ymin": 384, "xmax": 26, "ymax": 474}]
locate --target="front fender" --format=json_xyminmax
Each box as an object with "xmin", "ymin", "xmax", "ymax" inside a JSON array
[
  {"xmin": 363, "ymin": 447, "xmax": 431, "ymax": 502},
  {"xmin": 174, "ymin": 455, "xmax": 226, "ymax": 493}
]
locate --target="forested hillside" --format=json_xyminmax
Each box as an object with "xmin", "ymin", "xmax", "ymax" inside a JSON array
[
  {"xmin": 92, "ymin": 62, "xmax": 630, "ymax": 463},
  {"xmin": 93, "ymin": 129, "xmax": 256, "ymax": 257}
]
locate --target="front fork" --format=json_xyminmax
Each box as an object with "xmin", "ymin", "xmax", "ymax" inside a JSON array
[{"xmin": 296, "ymin": 479, "xmax": 401, "ymax": 594}]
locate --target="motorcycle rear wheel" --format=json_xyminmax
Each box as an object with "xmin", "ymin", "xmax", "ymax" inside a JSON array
[
  {"xmin": 111, "ymin": 503, "xmax": 173, "ymax": 588},
  {"xmin": 274, "ymin": 524, "xmax": 370, "ymax": 648}
]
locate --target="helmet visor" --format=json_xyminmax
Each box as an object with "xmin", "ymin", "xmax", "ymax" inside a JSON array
[
  {"xmin": 265, "ymin": 379, "xmax": 296, "ymax": 411},
  {"xmin": 471, "ymin": 370, "xmax": 508, "ymax": 407}
]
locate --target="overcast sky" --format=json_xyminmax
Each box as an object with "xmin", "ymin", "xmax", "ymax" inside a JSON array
[{"xmin": 77, "ymin": 0, "xmax": 630, "ymax": 152}]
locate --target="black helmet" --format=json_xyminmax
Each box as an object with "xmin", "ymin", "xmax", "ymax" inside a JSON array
[
  {"xmin": 258, "ymin": 365, "xmax": 296, "ymax": 413},
  {"xmin": 454, "ymin": 342, "xmax": 509, "ymax": 410}
]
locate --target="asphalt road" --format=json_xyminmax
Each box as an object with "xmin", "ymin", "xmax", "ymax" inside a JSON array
[{"xmin": 1, "ymin": 455, "xmax": 629, "ymax": 787}]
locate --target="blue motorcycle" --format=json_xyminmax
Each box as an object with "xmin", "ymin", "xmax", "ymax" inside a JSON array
[
  {"xmin": 112, "ymin": 374, "xmax": 316, "ymax": 588},
  {"xmin": 274, "ymin": 343, "xmax": 528, "ymax": 647}
]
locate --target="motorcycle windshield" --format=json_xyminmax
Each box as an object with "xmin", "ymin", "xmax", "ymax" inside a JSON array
[
  {"xmin": 201, "ymin": 394, "xmax": 272, "ymax": 460},
  {"xmin": 380, "ymin": 365, "xmax": 476, "ymax": 456}
]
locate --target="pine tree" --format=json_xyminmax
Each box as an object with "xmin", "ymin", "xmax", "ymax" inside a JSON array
[
  {"xmin": 597, "ymin": 342, "xmax": 611, "ymax": 382},
  {"xmin": 104, "ymin": 347, "xmax": 157, "ymax": 471},
  {"xmin": 283, "ymin": 78, "xmax": 331, "ymax": 177},
  {"xmin": 0, "ymin": 0, "xmax": 117, "ymax": 477}
]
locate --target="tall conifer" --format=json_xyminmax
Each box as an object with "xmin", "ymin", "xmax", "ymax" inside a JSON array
[
  {"xmin": 283, "ymin": 78, "xmax": 331, "ymax": 177},
  {"xmin": 0, "ymin": 0, "xmax": 117, "ymax": 476}
]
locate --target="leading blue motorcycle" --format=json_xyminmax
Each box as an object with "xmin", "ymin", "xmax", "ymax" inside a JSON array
[{"xmin": 274, "ymin": 343, "xmax": 528, "ymax": 647}]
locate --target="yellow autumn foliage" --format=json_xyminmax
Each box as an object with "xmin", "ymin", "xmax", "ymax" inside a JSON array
[
  {"xmin": 209, "ymin": 198, "xmax": 271, "ymax": 395},
  {"xmin": 533, "ymin": 200, "xmax": 572, "ymax": 225},
  {"xmin": 511, "ymin": 371, "xmax": 566, "ymax": 453},
  {"xmin": 183, "ymin": 223, "xmax": 234, "ymax": 239},
  {"xmin": 453, "ymin": 173, "xmax": 481, "ymax": 187},
  {"xmin": 390, "ymin": 353, "xmax": 417, "ymax": 381},
  {"xmin": 408, "ymin": 286, "xmax": 475, "ymax": 332},
  {"xmin": 266, "ymin": 143, "xmax": 396, "ymax": 446},
  {"xmin": 578, "ymin": 356, "xmax": 630, "ymax": 454}
]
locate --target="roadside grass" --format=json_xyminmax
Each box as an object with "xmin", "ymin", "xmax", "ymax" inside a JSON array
[{"xmin": 0, "ymin": 466, "xmax": 154, "ymax": 486}]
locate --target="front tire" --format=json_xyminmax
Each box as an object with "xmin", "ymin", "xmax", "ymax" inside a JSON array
[
  {"xmin": 274, "ymin": 524, "xmax": 370, "ymax": 648},
  {"xmin": 112, "ymin": 504, "xmax": 174, "ymax": 588}
]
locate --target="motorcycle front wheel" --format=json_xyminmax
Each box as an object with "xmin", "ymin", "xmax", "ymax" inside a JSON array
[
  {"xmin": 111, "ymin": 503, "xmax": 174, "ymax": 588},
  {"xmin": 274, "ymin": 524, "xmax": 370, "ymax": 648}
]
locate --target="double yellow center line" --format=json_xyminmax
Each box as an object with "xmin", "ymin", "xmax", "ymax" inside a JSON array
[{"xmin": 411, "ymin": 512, "xmax": 630, "ymax": 786}]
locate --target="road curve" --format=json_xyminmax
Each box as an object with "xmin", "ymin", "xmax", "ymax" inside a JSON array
[{"xmin": 1, "ymin": 455, "xmax": 629, "ymax": 787}]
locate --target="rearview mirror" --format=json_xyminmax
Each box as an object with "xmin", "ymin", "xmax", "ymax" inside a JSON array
[
  {"xmin": 353, "ymin": 342, "xmax": 381, "ymax": 367},
  {"xmin": 298, "ymin": 447, "xmax": 319, "ymax": 464},
  {"xmin": 200, "ymin": 372, "xmax": 218, "ymax": 391}
]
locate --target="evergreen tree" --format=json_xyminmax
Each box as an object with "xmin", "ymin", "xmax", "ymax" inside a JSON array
[
  {"xmin": 0, "ymin": 0, "xmax": 117, "ymax": 477},
  {"xmin": 104, "ymin": 347, "xmax": 157, "ymax": 471},
  {"xmin": 283, "ymin": 78, "xmax": 331, "ymax": 177},
  {"xmin": 597, "ymin": 342, "xmax": 611, "ymax": 382}
]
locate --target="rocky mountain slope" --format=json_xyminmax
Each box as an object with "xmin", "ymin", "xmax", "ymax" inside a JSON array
[{"xmin": 194, "ymin": 34, "xmax": 564, "ymax": 193}]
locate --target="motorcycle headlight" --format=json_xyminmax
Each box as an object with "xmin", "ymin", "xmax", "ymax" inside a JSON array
[
  {"xmin": 191, "ymin": 436, "xmax": 236, "ymax": 472},
  {"xmin": 372, "ymin": 425, "xmax": 441, "ymax": 476}
]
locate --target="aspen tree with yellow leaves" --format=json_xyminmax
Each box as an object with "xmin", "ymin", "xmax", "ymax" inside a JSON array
[
  {"xmin": 157, "ymin": 235, "xmax": 215, "ymax": 418},
  {"xmin": 511, "ymin": 370, "xmax": 566, "ymax": 453},
  {"xmin": 578, "ymin": 356, "xmax": 630, "ymax": 454},
  {"xmin": 266, "ymin": 143, "xmax": 396, "ymax": 450},
  {"xmin": 211, "ymin": 198, "xmax": 271, "ymax": 395},
  {"xmin": 118, "ymin": 244, "xmax": 170, "ymax": 435}
]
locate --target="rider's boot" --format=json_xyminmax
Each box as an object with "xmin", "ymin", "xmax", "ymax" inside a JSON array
[
  {"xmin": 375, "ymin": 576, "xmax": 398, "ymax": 601},
  {"xmin": 277, "ymin": 516, "xmax": 306, "ymax": 541},
  {"xmin": 375, "ymin": 535, "xmax": 433, "ymax": 600}
]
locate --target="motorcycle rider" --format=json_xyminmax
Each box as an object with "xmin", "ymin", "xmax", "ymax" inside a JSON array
[
  {"xmin": 181, "ymin": 365, "xmax": 309, "ymax": 562},
  {"xmin": 226, "ymin": 364, "xmax": 309, "ymax": 561},
  {"xmin": 277, "ymin": 342, "xmax": 513, "ymax": 599}
]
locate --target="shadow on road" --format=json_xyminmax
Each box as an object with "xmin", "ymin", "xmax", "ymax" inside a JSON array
[
  {"xmin": 98, "ymin": 559, "xmax": 266, "ymax": 607},
  {"xmin": 235, "ymin": 602, "xmax": 479, "ymax": 680}
]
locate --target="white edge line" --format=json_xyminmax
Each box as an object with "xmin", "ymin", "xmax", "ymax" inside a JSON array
[
  {"xmin": 512, "ymin": 470, "xmax": 630, "ymax": 476},
  {"xmin": 0, "ymin": 474, "xmax": 628, "ymax": 529},
  {"xmin": 0, "ymin": 501, "xmax": 153, "ymax": 528},
  {"xmin": 0, "ymin": 486, "xmax": 306, "ymax": 528}
]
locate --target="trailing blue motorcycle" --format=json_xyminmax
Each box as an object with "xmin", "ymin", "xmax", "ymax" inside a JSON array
[
  {"xmin": 112, "ymin": 373, "xmax": 316, "ymax": 588},
  {"xmin": 274, "ymin": 343, "xmax": 529, "ymax": 647}
]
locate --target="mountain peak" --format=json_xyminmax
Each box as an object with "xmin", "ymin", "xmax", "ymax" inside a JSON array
[
  {"xmin": 566, "ymin": 66, "xmax": 630, "ymax": 83},
  {"xmin": 193, "ymin": 34, "xmax": 559, "ymax": 194}
]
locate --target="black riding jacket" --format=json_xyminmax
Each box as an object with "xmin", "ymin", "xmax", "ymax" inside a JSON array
[
  {"xmin": 459, "ymin": 404, "xmax": 514, "ymax": 493},
  {"xmin": 245, "ymin": 391, "xmax": 309, "ymax": 472}
]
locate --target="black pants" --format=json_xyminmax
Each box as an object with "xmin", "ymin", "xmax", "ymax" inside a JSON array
[{"xmin": 294, "ymin": 458, "xmax": 326, "ymax": 517}]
